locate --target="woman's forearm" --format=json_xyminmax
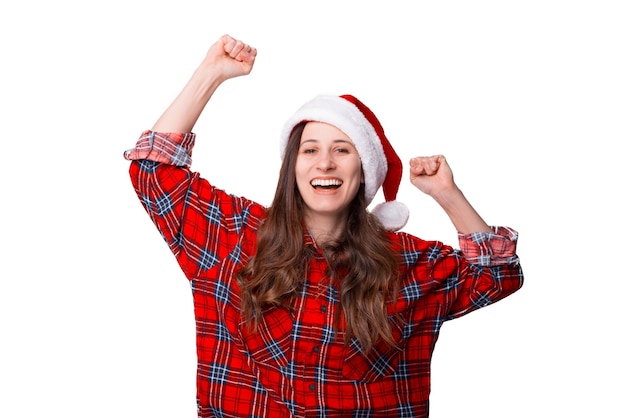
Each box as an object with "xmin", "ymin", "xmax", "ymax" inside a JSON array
[
  {"xmin": 432, "ymin": 186, "xmax": 491, "ymax": 234},
  {"xmin": 152, "ymin": 60, "xmax": 224, "ymax": 133}
]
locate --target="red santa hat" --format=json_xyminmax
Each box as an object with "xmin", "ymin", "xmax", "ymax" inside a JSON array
[{"xmin": 280, "ymin": 94, "xmax": 409, "ymax": 231}]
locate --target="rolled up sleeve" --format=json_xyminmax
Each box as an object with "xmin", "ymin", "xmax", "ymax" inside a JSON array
[
  {"xmin": 124, "ymin": 130, "xmax": 195, "ymax": 167},
  {"xmin": 458, "ymin": 226, "xmax": 519, "ymax": 267}
]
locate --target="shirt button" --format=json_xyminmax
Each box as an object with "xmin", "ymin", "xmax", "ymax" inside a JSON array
[
  {"xmin": 313, "ymin": 345, "xmax": 319, "ymax": 353},
  {"xmin": 309, "ymin": 384, "xmax": 316, "ymax": 391},
  {"xmin": 320, "ymin": 305, "xmax": 327, "ymax": 313}
]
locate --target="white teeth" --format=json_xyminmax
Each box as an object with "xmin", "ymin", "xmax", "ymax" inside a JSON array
[{"xmin": 311, "ymin": 179, "xmax": 342, "ymax": 187}]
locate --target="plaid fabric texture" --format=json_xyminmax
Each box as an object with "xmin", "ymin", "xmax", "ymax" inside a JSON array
[{"xmin": 125, "ymin": 131, "xmax": 523, "ymax": 417}]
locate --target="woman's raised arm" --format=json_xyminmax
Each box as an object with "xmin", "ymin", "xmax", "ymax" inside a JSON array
[{"xmin": 152, "ymin": 34, "xmax": 257, "ymax": 133}]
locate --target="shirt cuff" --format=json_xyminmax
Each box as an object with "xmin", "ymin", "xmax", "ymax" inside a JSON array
[
  {"xmin": 123, "ymin": 130, "xmax": 196, "ymax": 167},
  {"xmin": 458, "ymin": 226, "xmax": 519, "ymax": 266}
]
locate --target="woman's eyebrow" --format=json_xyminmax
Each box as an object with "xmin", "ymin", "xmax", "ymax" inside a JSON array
[{"xmin": 300, "ymin": 139, "xmax": 353, "ymax": 145}]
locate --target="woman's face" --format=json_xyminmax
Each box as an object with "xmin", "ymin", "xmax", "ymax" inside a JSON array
[{"xmin": 295, "ymin": 122, "xmax": 363, "ymax": 223}]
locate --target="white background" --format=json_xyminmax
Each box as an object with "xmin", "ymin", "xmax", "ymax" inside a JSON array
[{"xmin": 1, "ymin": 1, "xmax": 624, "ymax": 416}]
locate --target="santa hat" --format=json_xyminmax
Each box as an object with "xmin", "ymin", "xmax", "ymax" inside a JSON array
[{"xmin": 280, "ymin": 94, "xmax": 409, "ymax": 231}]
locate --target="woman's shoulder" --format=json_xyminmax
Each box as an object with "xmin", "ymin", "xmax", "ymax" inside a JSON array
[
  {"xmin": 386, "ymin": 230, "xmax": 455, "ymax": 266},
  {"xmin": 386, "ymin": 230, "xmax": 444, "ymax": 249}
]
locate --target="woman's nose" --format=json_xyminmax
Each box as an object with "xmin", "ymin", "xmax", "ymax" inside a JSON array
[{"xmin": 317, "ymin": 151, "xmax": 336, "ymax": 171}]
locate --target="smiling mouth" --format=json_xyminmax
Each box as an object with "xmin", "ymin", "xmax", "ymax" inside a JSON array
[{"xmin": 311, "ymin": 179, "xmax": 343, "ymax": 190}]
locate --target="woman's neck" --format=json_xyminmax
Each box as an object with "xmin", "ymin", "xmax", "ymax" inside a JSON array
[{"xmin": 303, "ymin": 213, "xmax": 347, "ymax": 246}]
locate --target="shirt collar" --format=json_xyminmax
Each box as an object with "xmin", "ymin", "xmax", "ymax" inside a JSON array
[{"xmin": 302, "ymin": 225, "xmax": 325, "ymax": 259}]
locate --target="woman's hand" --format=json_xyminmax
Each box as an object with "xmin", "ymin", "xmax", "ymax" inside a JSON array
[
  {"xmin": 204, "ymin": 34, "xmax": 257, "ymax": 82},
  {"xmin": 409, "ymin": 155, "xmax": 456, "ymax": 197}
]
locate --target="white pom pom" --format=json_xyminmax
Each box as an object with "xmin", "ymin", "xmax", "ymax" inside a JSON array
[{"xmin": 371, "ymin": 201, "xmax": 410, "ymax": 231}]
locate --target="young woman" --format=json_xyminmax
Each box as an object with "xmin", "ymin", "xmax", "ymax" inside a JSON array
[{"xmin": 124, "ymin": 34, "xmax": 523, "ymax": 417}]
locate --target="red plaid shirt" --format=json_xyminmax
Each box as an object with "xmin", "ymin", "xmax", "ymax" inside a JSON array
[{"xmin": 125, "ymin": 131, "xmax": 523, "ymax": 417}]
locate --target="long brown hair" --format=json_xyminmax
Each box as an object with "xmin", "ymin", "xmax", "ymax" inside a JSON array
[{"xmin": 237, "ymin": 123, "xmax": 400, "ymax": 353}]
